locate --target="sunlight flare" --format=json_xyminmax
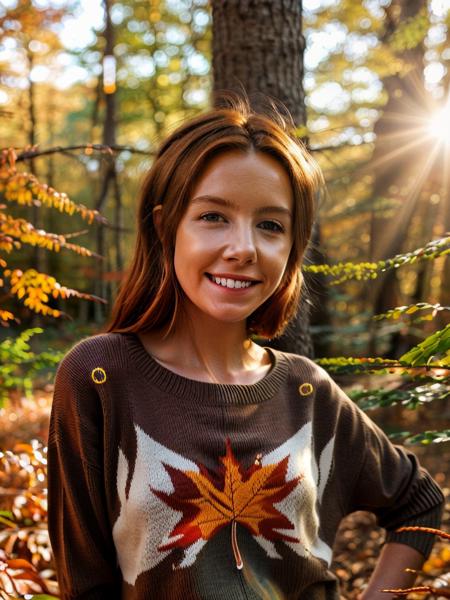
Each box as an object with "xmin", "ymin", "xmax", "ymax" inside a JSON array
[{"xmin": 427, "ymin": 99, "xmax": 450, "ymax": 146}]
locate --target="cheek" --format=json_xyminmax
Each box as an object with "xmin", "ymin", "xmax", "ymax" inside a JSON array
[
  {"xmin": 174, "ymin": 227, "xmax": 212, "ymax": 283},
  {"xmin": 268, "ymin": 242, "xmax": 293, "ymax": 288},
  {"xmin": 262, "ymin": 237, "xmax": 292, "ymax": 268},
  {"xmin": 179, "ymin": 227, "xmax": 219, "ymax": 260}
]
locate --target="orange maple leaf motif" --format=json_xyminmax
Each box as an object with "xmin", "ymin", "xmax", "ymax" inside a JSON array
[{"xmin": 151, "ymin": 439, "xmax": 302, "ymax": 568}]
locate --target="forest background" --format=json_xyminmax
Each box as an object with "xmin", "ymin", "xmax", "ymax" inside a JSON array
[{"xmin": 0, "ymin": 0, "xmax": 449, "ymax": 598}]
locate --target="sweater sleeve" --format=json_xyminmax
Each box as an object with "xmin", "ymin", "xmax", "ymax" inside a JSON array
[
  {"xmin": 331, "ymin": 377, "xmax": 444, "ymax": 559},
  {"xmin": 47, "ymin": 346, "xmax": 122, "ymax": 599}
]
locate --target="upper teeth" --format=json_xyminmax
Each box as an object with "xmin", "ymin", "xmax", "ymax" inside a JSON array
[{"xmin": 211, "ymin": 276, "xmax": 252, "ymax": 289}]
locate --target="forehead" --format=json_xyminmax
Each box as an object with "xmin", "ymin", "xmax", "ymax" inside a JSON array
[{"xmin": 190, "ymin": 150, "xmax": 294, "ymax": 209}]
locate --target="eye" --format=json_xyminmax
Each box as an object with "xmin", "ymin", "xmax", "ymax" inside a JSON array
[
  {"xmin": 200, "ymin": 212, "xmax": 226, "ymax": 223},
  {"xmin": 258, "ymin": 220, "xmax": 285, "ymax": 233}
]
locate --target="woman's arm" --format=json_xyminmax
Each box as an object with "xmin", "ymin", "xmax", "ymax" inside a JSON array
[
  {"xmin": 47, "ymin": 346, "xmax": 121, "ymax": 599},
  {"xmin": 357, "ymin": 542, "xmax": 425, "ymax": 600},
  {"xmin": 326, "ymin": 377, "xmax": 444, "ymax": 600}
]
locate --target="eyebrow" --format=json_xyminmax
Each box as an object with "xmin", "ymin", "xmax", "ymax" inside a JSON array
[{"xmin": 191, "ymin": 195, "xmax": 292, "ymax": 218}]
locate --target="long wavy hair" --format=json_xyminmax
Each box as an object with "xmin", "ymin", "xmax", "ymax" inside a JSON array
[{"xmin": 103, "ymin": 94, "xmax": 323, "ymax": 339}]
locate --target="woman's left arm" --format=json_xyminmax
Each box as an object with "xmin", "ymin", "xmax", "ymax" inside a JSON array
[
  {"xmin": 357, "ymin": 500, "xmax": 443, "ymax": 599},
  {"xmin": 357, "ymin": 542, "xmax": 425, "ymax": 600}
]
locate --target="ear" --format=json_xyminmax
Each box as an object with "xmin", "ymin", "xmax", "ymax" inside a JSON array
[{"xmin": 152, "ymin": 204, "xmax": 163, "ymax": 240}]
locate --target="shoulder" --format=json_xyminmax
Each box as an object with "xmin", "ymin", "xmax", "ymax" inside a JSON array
[
  {"xmin": 55, "ymin": 332, "xmax": 127, "ymax": 389},
  {"xmin": 268, "ymin": 347, "xmax": 358, "ymax": 417},
  {"xmin": 269, "ymin": 348, "xmax": 336, "ymax": 391}
]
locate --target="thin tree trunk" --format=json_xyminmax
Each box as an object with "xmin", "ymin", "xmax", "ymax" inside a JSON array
[
  {"xmin": 211, "ymin": 0, "xmax": 322, "ymax": 358},
  {"xmin": 368, "ymin": 0, "xmax": 429, "ymax": 356},
  {"xmin": 95, "ymin": 0, "xmax": 118, "ymax": 324},
  {"xmin": 91, "ymin": 74, "xmax": 102, "ymax": 134},
  {"xmin": 112, "ymin": 169, "xmax": 124, "ymax": 299}
]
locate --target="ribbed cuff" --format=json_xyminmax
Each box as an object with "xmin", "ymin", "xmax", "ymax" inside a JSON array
[
  {"xmin": 376, "ymin": 462, "xmax": 445, "ymax": 533},
  {"xmin": 384, "ymin": 502, "xmax": 444, "ymax": 559}
]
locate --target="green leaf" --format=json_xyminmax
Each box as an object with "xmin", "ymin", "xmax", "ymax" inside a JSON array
[
  {"xmin": 315, "ymin": 356, "xmax": 436, "ymax": 376},
  {"xmin": 0, "ymin": 514, "xmax": 16, "ymax": 528},
  {"xmin": 0, "ymin": 510, "xmax": 14, "ymax": 519},
  {"xmin": 373, "ymin": 303, "xmax": 449, "ymax": 322},
  {"xmin": 350, "ymin": 380, "xmax": 450, "ymax": 411},
  {"xmin": 400, "ymin": 324, "xmax": 450, "ymax": 366},
  {"xmin": 0, "ymin": 328, "xmax": 64, "ymax": 404},
  {"xmin": 394, "ymin": 430, "xmax": 450, "ymax": 445}
]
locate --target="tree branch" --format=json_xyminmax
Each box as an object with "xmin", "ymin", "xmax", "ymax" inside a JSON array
[{"xmin": 14, "ymin": 144, "xmax": 155, "ymax": 162}]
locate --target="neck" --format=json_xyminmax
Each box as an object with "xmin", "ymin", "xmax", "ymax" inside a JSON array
[{"xmin": 142, "ymin": 307, "xmax": 268, "ymax": 384}]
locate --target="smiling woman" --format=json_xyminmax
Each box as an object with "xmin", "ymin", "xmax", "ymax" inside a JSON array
[
  {"xmin": 47, "ymin": 93, "xmax": 444, "ymax": 600},
  {"xmin": 104, "ymin": 96, "xmax": 321, "ymax": 348}
]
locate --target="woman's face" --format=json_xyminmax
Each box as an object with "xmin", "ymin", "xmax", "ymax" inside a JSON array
[{"xmin": 173, "ymin": 149, "xmax": 294, "ymax": 329}]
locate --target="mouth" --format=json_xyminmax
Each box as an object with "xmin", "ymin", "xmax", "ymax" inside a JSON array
[{"xmin": 205, "ymin": 273, "xmax": 260, "ymax": 290}]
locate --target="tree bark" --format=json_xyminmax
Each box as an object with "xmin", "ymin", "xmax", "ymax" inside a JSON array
[
  {"xmin": 367, "ymin": 0, "xmax": 429, "ymax": 356},
  {"xmin": 211, "ymin": 0, "xmax": 321, "ymax": 358},
  {"xmin": 94, "ymin": 0, "xmax": 122, "ymax": 324},
  {"xmin": 212, "ymin": 0, "xmax": 305, "ymax": 124}
]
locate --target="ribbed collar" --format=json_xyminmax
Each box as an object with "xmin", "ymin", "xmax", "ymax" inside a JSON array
[{"xmin": 123, "ymin": 332, "xmax": 289, "ymax": 405}]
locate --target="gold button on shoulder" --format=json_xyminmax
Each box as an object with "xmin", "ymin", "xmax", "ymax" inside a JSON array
[
  {"xmin": 91, "ymin": 367, "xmax": 107, "ymax": 384},
  {"xmin": 298, "ymin": 382, "xmax": 314, "ymax": 396}
]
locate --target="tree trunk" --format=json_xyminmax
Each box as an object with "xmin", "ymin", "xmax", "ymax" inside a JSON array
[
  {"xmin": 94, "ymin": 0, "xmax": 121, "ymax": 324},
  {"xmin": 367, "ymin": 0, "xmax": 429, "ymax": 356},
  {"xmin": 211, "ymin": 0, "xmax": 321, "ymax": 358},
  {"xmin": 212, "ymin": 0, "xmax": 305, "ymax": 124}
]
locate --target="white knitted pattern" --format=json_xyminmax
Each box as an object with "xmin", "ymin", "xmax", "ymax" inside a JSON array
[
  {"xmin": 112, "ymin": 423, "xmax": 334, "ymax": 585},
  {"xmin": 260, "ymin": 423, "xmax": 334, "ymax": 565}
]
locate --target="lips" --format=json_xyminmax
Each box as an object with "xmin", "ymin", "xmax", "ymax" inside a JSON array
[{"xmin": 205, "ymin": 273, "xmax": 260, "ymax": 283}]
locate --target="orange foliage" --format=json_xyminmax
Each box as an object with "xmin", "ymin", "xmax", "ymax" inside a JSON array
[{"xmin": 0, "ymin": 148, "xmax": 107, "ymax": 325}]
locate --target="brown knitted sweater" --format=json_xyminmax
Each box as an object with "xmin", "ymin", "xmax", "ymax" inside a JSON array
[{"xmin": 47, "ymin": 332, "xmax": 444, "ymax": 600}]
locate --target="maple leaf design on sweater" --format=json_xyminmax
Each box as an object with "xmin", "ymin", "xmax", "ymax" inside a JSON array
[
  {"xmin": 112, "ymin": 423, "xmax": 335, "ymax": 585},
  {"xmin": 152, "ymin": 438, "xmax": 302, "ymax": 568}
]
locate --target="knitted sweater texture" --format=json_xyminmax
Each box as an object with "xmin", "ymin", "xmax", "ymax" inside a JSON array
[{"xmin": 47, "ymin": 332, "xmax": 444, "ymax": 600}]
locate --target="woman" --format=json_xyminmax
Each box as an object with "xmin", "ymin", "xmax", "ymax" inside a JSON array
[{"xmin": 47, "ymin": 94, "xmax": 443, "ymax": 600}]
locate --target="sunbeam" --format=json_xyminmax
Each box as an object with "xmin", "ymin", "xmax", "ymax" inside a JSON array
[{"xmin": 427, "ymin": 97, "xmax": 450, "ymax": 147}]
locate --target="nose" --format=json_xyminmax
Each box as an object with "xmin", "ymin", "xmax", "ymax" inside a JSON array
[{"xmin": 222, "ymin": 222, "xmax": 257, "ymax": 264}]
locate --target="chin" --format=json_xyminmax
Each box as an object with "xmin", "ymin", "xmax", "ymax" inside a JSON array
[
  {"xmin": 210, "ymin": 314, "xmax": 249, "ymax": 324},
  {"xmin": 202, "ymin": 310, "xmax": 252, "ymax": 325}
]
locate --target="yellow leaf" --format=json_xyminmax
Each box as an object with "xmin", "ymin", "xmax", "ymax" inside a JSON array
[{"xmin": 406, "ymin": 305, "xmax": 419, "ymax": 314}]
